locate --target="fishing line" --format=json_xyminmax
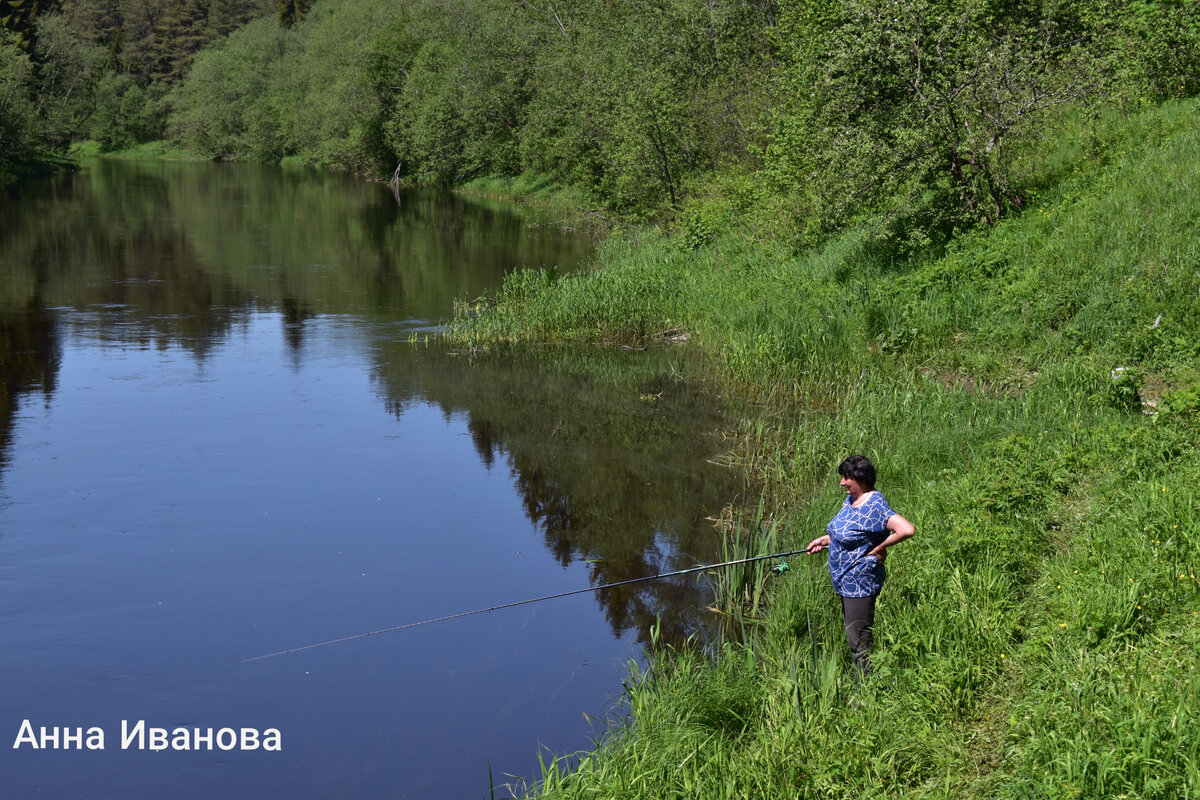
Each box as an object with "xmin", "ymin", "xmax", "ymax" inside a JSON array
[{"xmin": 243, "ymin": 548, "xmax": 810, "ymax": 662}]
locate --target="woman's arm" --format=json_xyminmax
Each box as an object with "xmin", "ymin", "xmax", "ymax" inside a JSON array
[
  {"xmin": 806, "ymin": 534, "xmax": 831, "ymax": 554},
  {"xmin": 868, "ymin": 514, "xmax": 915, "ymax": 562}
]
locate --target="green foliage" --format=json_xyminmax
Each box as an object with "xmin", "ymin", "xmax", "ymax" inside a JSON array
[
  {"xmin": 1, "ymin": 0, "xmax": 277, "ymax": 164},
  {"xmin": 155, "ymin": 0, "xmax": 1198, "ymax": 229},
  {"xmin": 164, "ymin": 0, "xmax": 774, "ymax": 208},
  {"xmin": 28, "ymin": 13, "xmax": 104, "ymax": 149},
  {"xmin": 145, "ymin": 0, "xmax": 208, "ymax": 83},
  {"xmin": 0, "ymin": 30, "xmax": 37, "ymax": 159},
  {"xmin": 517, "ymin": 0, "xmax": 775, "ymax": 215},
  {"xmin": 1079, "ymin": 0, "xmax": 1200, "ymax": 101},
  {"xmin": 268, "ymin": 0, "xmax": 403, "ymax": 172},
  {"xmin": 62, "ymin": 0, "xmax": 272, "ymax": 84},
  {"xmin": 0, "ymin": 14, "xmax": 105, "ymax": 161},
  {"xmin": 17, "ymin": 0, "xmax": 1200, "ymax": 232},
  {"xmin": 1160, "ymin": 383, "xmax": 1200, "ymax": 418},
  {"xmin": 276, "ymin": 0, "xmax": 308, "ymax": 28},
  {"xmin": 388, "ymin": 38, "xmax": 473, "ymax": 183},
  {"xmin": 0, "ymin": 0, "xmax": 48, "ymax": 52},
  {"xmin": 167, "ymin": 16, "xmax": 286, "ymax": 159},
  {"xmin": 770, "ymin": 0, "xmax": 1101, "ymax": 248},
  {"xmin": 89, "ymin": 72, "xmax": 163, "ymax": 151}
]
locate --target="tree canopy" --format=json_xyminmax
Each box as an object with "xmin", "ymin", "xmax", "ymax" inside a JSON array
[{"xmin": 3, "ymin": 0, "xmax": 1198, "ymax": 238}]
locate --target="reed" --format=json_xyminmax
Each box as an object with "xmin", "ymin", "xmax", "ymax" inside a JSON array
[{"xmin": 704, "ymin": 500, "xmax": 783, "ymax": 634}]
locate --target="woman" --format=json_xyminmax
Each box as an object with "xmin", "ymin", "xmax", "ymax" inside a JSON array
[{"xmin": 806, "ymin": 455, "xmax": 915, "ymax": 675}]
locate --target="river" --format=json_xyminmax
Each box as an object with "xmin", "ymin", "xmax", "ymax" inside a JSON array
[{"xmin": 0, "ymin": 160, "xmax": 743, "ymax": 799}]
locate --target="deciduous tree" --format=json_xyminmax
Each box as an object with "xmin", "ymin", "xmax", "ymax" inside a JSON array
[{"xmin": 772, "ymin": 0, "xmax": 1099, "ymax": 244}]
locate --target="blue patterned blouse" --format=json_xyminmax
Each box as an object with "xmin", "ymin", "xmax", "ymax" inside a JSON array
[{"xmin": 826, "ymin": 491, "xmax": 896, "ymax": 598}]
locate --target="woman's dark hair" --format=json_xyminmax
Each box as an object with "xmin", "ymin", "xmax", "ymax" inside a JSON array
[{"xmin": 838, "ymin": 455, "xmax": 876, "ymax": 489}]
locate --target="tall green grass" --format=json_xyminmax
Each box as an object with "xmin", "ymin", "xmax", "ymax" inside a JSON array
[{"xmin": 450, "ymin": 98, "xmax": 1200, "ymax": 798}]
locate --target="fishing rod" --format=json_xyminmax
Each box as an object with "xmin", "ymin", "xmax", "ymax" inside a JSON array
[{"xmin": 243, "ymin": 547, "xmax": 810, "ymax": 662}]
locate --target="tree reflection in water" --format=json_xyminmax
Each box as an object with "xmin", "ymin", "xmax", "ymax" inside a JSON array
[
  {"xmin": 375, "ymin": 345, "xmax": 747, "ymax": 647},
  {"xmin": 0, "ymin": 160, "xmax": 744, "ymax": 646},
  {"xmin": 0, "ymin": 300, "xmax": 61, "ymax": 483}
]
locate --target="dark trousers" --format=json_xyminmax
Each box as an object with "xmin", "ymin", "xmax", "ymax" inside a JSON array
[{"xmin": 840, "ymin": 593, "xmax": 878, "ymax": 675}]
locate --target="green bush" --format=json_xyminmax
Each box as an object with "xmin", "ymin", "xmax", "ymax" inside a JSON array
[
  {"xmin": 0, "ymin": 33, "xmax": 37, "ymax": 160},
  {"xmin": 90, "ymin": 73, "xmax": 164, "ymax": 151}
]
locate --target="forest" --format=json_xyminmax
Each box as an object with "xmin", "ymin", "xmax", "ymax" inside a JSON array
[
  {"xmin": 5, "ymin": 1, "xmax": 1200, "ymax": 798},
  {"xmin": 1, "ymin": 0, "xmax": 1195, "ymax": 240}
]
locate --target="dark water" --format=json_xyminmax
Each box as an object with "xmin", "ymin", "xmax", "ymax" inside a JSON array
[{"xmin": 0, "ymin": 161, "xmax": 744, "ymax": 799}]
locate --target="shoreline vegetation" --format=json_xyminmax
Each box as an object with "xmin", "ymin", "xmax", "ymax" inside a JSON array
[
  {"xmin": 4, "ymin": 0, "xmax": 1198, "ymax": 796},
  {"xmin": 455, "ymin": 174, "xmax": 618, "ymax": 234},
  {"xmin": 0, "ymin": 152, "xmax": 78, "ymax": 185},
  {"xmin": 68, "ymin": 140, "xmax": 210, "ymax": 161}
]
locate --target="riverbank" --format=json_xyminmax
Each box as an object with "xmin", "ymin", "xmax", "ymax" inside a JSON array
[
  {"xmin": 0, "ymin": 142, "xmax": 211, "ymax": 186},
  {"xmin": 68, "ymin": 141, "xmax": 214, "ymax": 161},
  {"xmin": 0, "ymin": 154, "xmax": 78, "ymax": 186},
  {"xmin": 453, "ymin": 173, "xmax": 618, "ymax": 235},
  {"xmin": 450, "ymin": 99, "xmax": 1200, "ymax": 798}
]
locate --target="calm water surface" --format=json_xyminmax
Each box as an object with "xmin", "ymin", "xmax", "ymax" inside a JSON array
[{"xmin": 0, "ymin": 161, "xmax": 743, "ymax": 798}]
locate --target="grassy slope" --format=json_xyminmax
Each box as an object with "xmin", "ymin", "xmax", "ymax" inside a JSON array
[
  {"xmin": 69, "ymin": 140, "xmax": 211, "ymax": 160},
  {"xmin": 453, "ymin": 100, "xmax": 1200, "ymax": 799}
]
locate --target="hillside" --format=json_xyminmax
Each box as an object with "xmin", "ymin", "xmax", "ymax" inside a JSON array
[{"xmin": 451, "ymin": 97, "xmax": 1200, "ymax": 799}]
